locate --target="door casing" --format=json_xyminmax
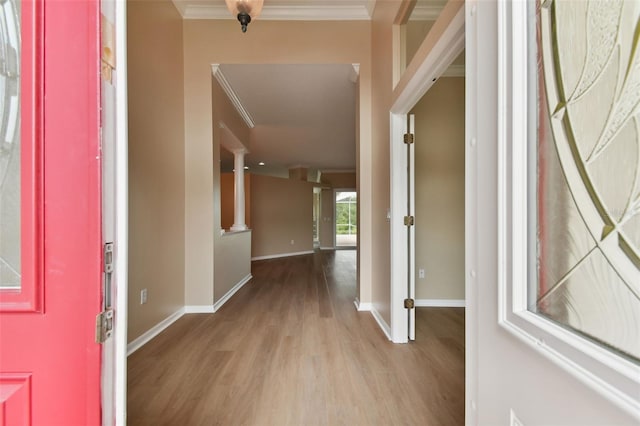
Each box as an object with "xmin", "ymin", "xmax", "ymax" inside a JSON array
[{"xmin": 387, "ymin": 0, "xmax": 469, "ymax": 422}]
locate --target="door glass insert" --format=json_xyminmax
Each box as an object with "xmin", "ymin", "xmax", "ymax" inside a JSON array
[
  {"xmin": 0, "ymin": 0, "xmax": 20, "ymax": 289},
  {"xmin": 530, "ymin": 0, "xmax": 640, "ymax": 361}
]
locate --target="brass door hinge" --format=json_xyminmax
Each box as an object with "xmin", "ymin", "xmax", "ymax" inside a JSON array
[
  {"xmin": 404, "ymin": 298, "xmax": 415, "ymax": 309},
  {"xmin": 404, "ymin": 133, "xmax": 414, "ymax": 144},
  {"xmin": 404, "ymin": 215, "xmax": 414, "ymax": 226}
]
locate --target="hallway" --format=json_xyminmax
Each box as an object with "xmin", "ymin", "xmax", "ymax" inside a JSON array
[{"xmin": 127, "ymin": 251, "xmax": 464, "ymax": 425}]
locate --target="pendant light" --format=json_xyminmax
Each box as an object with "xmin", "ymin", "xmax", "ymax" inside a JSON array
[{"xmin": 224, "ymin": 0, "xmax": 264, "ymax": 33}]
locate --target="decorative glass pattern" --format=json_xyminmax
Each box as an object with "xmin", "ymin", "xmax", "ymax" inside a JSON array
[
  {"xmin": 532, "ymin": 0, "xmax": 640, "ymax": 361},
  {"xmin": 0, "ymin": 0, "xmax": 19, "ymax": 289}
]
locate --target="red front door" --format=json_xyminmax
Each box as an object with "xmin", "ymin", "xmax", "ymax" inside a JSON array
[{"xmin": 0, "ymin": 0, "xmax": 102, "ymax": 424}]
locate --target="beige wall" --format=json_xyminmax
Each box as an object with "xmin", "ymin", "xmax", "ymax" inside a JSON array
[
  {"xmin": 183, "ymin": 20, "xmax": 373, "ymax": 305},
  {"xmin": 412, "ymin": 77, "xmax": 465, "ymax": 300},
  {"xmin": 180, "ymin": 64, "xmax": 253, "ymax": 309},
  {"xmin": 211, "ymin": 78, "xmax": 252, "ymax": 306},
  {"xmin": 214, "ymin": 231, "xmax": 251, "ymax": 303},
  {"xmin": 406, "ymin": 20, "xmax": 434, "ymax": 69},
  {"xmin": 250, "ymin": 174, "xmax": 314, "ymax": 258},
  {"xmin": 127, "ymin": 0, "xmax": 185, "ymax": 342},
  {"xmin": 370, "ymin": 1, "xmax": 403, "ymax": 322},
  {"xmin": 321, "ymin": 172, "xmax": 356, "ymax": 188}
]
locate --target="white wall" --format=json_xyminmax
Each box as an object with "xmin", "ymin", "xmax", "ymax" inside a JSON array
[{"xmin": 470, "ymin": 2, "xmax": 637, "ymax": 424}]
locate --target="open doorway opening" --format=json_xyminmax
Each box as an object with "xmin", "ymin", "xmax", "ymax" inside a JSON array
[
  {"xmin": 335, "ymin": 190, "xmax": 357, "ymax": 248},
  {"xmin": 410, "ymin": 73, "xmax": 465, "ymax": 375},
  {"xmin": 411, "ymin": 70, "xmax": 465, "ymax": 314},
  {"xmin": 389, "ymin": 0, "xmax": 466, "ymax": 418},
  {"xmin": 389, "ymin": 0, "xmax": 464, "ymax": 344}
]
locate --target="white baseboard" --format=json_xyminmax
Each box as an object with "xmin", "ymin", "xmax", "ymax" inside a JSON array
[
  {"xmin": 320, "ymin": 246, "xmax": 335, "ymax": 250},
  {"xmin": 353, "ymin": 298, "xmax": 372, "ymax": 311},
  {"xmin": 184, "ymin": 305, "xmax": 215, "ymax": 313},
  {"xmin": 415, "ymin": 299, "xmax": 466, "ymax": 307},
  {"xmin": 127, "ymin": 308, "xmax": 185, "ymax": 356},
  {"xmin": 251, "ymin": 250, "xmax": 314, "ymax": 261},
  {"xmin": 370, "ymin": 306, "xmax": 392, "ymax": 340},
  {"xmin": 213, "ymin": 274, "xmax": 252, "ymax": 312}
]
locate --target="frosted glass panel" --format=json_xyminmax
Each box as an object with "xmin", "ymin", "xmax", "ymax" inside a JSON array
[
  {"xmin": 531, "ymin": 0, "xmax": 640, "ymax": 361},
  {"xmin": 538, "ymin": 249, "xmax": 640, "ymax": 358},
  {"xmin": 0, "ymin": 0, "xmax": 20, "ymax": 289}
]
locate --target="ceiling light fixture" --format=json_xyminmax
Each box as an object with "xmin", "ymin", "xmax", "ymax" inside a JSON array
[
  {"xmin": 224, "ymin": 0, "xmax": 263, "ymax": 33},
  {"xmin": 258, "ymin": 162, "xmax": 265, "ymax": 166}
]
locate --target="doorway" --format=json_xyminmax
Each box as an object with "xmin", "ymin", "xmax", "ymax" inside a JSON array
[
  {"xmin": 410, "ymin": 74, "xmax": 465, "ymax": 309},
  {"xmin": 389, "ymin": 0, "xmax": 465, "ymax": 344},
  {"xmin": 334, "ymin": 190, "xmax": 357, "ymax": 248},
  {"xmin": 388, "ymin": 0, "xmax": 468, "ymax": 421}
]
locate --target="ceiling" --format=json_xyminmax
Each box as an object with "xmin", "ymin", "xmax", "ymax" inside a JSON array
[
  {"xmin": 183, "ymin": 0, "xmax": 450, "ymax": 176},
  {"xmin": 218, "ymin": 64, "xmax": 357, "ymax": 174}
]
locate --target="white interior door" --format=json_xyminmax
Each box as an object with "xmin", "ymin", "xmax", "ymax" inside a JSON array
[
  {"xmin": 407, "ymin": 114, "xmax": 416, "ymax": 340},
  {"xmin": 390, "ymin": 112, "xmax": 416, "ymax": 343}
]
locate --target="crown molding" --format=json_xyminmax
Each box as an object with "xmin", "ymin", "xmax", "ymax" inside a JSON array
[
  {"xmin": 441, "ymin": 64, "xmax": 465, "ymax": 77},
  {"xmin": 365, "ymin": 0, "xmax": 376, "ymax": 17},
  {"xmin": 172, "ymin": 1, "xmax": 442, "ymax": 21},
  {"xmin": 211, "ymin": 64, "xmax": 255, "ymax": 129},
  {"xmin": 177, "ymin": 3, "xmax": 371, "ymax": 20}
]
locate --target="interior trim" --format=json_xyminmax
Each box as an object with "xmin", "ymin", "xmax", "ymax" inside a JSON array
[
  {"xmin": 177, "ymin": 4, "xmax": 371, "ymax": 20},
  {"xmin": 126, "ymin": 308, "xmax": 185, "ymax": 356},
  {"xmin": 211, "ymin": 64, "xmax": 255, "ymax": 129},
  {"xmin": 172, "ymin": 1, "xmax": 442, "ymax": 21},
  {"xmin": 213, "ymin": 274, "xmax": 252, "ymax": 313}
]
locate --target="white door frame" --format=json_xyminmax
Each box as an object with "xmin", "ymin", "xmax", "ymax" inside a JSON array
[
  {"xmin": 113, "ymin": 0, "xmax": 129, "ymax": 422},
  {"xmin": 100, "ymin": 0, "xmax": 129, "ymax": 424},
  {"xmin": 388, "ymin": 4, "xmax": 465, "ymax": 344}
]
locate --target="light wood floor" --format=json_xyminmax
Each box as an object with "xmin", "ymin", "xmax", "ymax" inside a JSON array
[{"xmin": 127, "ymin": 250, "xmax": 465, "ymax": 425}]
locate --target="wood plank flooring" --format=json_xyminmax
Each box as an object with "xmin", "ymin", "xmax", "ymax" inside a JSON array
[{"xmin": 127, "ymin": 250, "xmax": 465, "ymax": 425}]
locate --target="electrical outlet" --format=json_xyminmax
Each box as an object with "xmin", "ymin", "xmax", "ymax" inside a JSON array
[
  {"xmin": 419, "ymin": 268, "xmax": 425, "ymax": 279},
  {"xmin": 140, "ymin": 288, "xmax": 148, "ymax": 304},
  {"xmin": 290, "ymin": 239, "xmax": 295, "ymax": 245}
]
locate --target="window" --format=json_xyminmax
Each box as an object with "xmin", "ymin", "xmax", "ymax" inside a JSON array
[
  {"xmin": 0, "ymin": 0, "xmax": 20, "ymax": 290},
  {"xmin": 498, "ymin": 0, "xmax": 640, "ymax": 417}
]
